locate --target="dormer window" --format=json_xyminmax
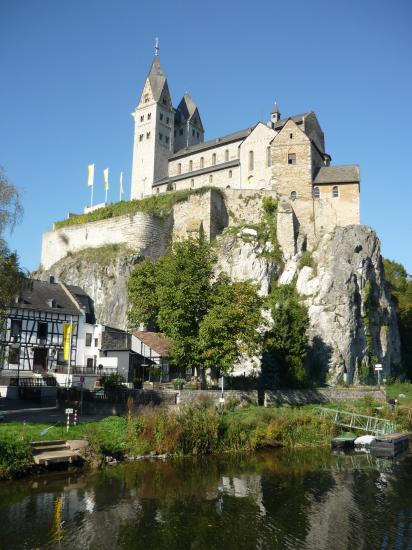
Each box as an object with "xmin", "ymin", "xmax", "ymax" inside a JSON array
[{"xmin": 288, "ymin": 153, "xmax": 296, "ymax": 165}]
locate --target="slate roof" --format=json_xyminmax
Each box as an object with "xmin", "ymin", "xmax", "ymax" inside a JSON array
[
  {"xmin": 170, "ymin": 127, "xmax": 253, "ymax": 160},
  {"xmin": 313, "ymin": 165, "xmax": 360, "ymax": 184},
  {"xmin": 272, "ymin": 112, "xmax": 310, "ymax": 130},
  {"xmin": 133, "ymin": 331, "xmax": 172, "ymax": 357},
  {"xmin": 147, "ymin": 56, "xmax": 167, "ymax": 102},
  {"xmin": 153, "ymin": 159, "xmax": 240, "ymax": 186},
  {"xmin": 14, "ymin": 280, "xmax": 82, "ymax": 316},
  {"xmin": 101, "ymin": 327, "xmax": 131, "ymax": 351}
]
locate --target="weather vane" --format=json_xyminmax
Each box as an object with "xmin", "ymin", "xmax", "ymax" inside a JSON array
[{"xmin": 154, "ymin": 37, "xmax": 159, "ymax": 57}]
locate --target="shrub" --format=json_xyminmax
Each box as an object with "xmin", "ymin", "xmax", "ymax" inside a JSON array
[{"xmin": 0, "ymin": 434, "xmax": 32, "ymax": 479}]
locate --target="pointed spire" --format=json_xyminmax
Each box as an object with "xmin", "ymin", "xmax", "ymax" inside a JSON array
[
  {"xmin": 272, "ymin": 101, "xmax": 280, "ymax": 114},
  {"xmin": 271, "ymin": 101, "xmax": 281, "ymax": 124},
  {"xmin": 146, "ymin": 55, "xmax": 166, "ymax": 102}
]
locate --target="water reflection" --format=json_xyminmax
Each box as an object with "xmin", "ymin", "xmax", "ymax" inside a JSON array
[{"xmin": 0, "ymin": 449, "xmax": 411, "ymax": 549}]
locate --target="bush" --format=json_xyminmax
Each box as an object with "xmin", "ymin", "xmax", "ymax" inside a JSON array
[{"xmin": 0, "ymin": 434, "xmax": 32, "ymax": 479}]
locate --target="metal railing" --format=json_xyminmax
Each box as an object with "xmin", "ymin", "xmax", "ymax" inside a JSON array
[
  {"xmin": 317, "ymin": 407, "xmax": 396, "ymax": 436},
  {"xmin": 3, "ymin": 376, "xmax": 57, "ymax": 387},
  {"xmin": 53, "ymin": 366, "xmax": 117, "ymax": 376}
]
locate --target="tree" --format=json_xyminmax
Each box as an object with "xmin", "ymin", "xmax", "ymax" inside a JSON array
[
  {"xmin": 128, "ymin": 258, "xmax": 161, "ymax": 330},
  {"xmin": 0, "ymin": 167, "xmax": 22, "ymax": 236},
  {"xmin": 262, "ymin": 283, "xmax": 309, "ymax": 388},
  {"xmin": 383, "ymin": 258, "xmax": 412, "ymax": 378},
  {"xmin": 199, "ymin": 274, "xmax": 263, "ymax": 374}
]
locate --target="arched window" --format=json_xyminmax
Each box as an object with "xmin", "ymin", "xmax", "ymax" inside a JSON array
[
  {"xmin": 332, "ymin": 185, "xmax": 339, "ymax": 198},
  {"xmin": 212, "ymin": 153, "xmax": 216, "ymax": 165},
  {"xmin": 288, "ymin": 153, "xmax": 296, "ymax": 165},
  {"xmin": 226, "ymin": 185, "xmax": 231, "ymax": 189},
  {"xmin": 225, "ymin": 149, "xmax": 229, "ymax": 162},
  {"xmin": 249, "ymin": 151, "xmax": 254, "ymax": 171},
  {"xmin": 190, "ymin": 179, "xmax": 194, "ymax": 188},
  {"xmin": 266, "ymin": 146, "xmax": 271, "ymax": 168},
  {"xmin": 209, "ymin": 174, "xmax": 213, "ymax": 183},
  {"xmin": 178, "ymin": 163, "xmax": 182, "ymax": 175},
  {"xmin": 200, "ymin": 157, "xmax": 204, "ymax": 169},
  {"xmin": 313, "ymin": 186, "xmax": 320, "ymax": 199},
  {"xmin": 228, "ymin": 170, "xmax": 232, "ymax": 178},
  {"xmin": 290, "ymin": 191, "xmax": 297, "ymax": 201},
  {"xmin": 189, "ymin": 160, "xmax": 193, "ymax": 172}
]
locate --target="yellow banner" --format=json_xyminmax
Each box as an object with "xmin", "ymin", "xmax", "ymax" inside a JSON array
[{"xmin": 63, "ymin": 323, "xmax": 72, "ymax": 361}]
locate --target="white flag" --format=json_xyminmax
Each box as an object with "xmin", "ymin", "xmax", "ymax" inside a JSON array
[
  {"xmin": 120, "ymin": 171, "xmax": 124, "ymax": 195},
  {"xmin": 103, "ymin": 168, "xmax": 109, "ymax": 192},
  {"xmin": 87, "ymin": 164, "xmax": 94, "ymax": 187}
]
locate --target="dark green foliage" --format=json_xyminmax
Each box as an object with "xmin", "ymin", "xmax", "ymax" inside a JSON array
[
  {"xmin": 101, "ymin": 373, "xmax": 125, "ymax": 391},
  {"xmin": 54, "ymin": 187, "xmax": 223, "ymax": 229},
  {"xmin": 258, "ymin": 196, "xmax": 282, "ymax": 262},
  {"xmin": 128, "ymin": 258, "xmax": 161, "ymax": 329},
  {"xmin": 262, "ymin": 283, "xmax": 309, "ymax": 388},
  {"xmin": 383, "ymin": 258, "xmax": 412, "ymax": 378},
  {"xmin": 298, "ymin": 250, "xmax": 314, "ymax": 270},
  {"xmin": 199, "ymin": 274, "xmax": 263, "ymax": 373},
  {"xmin": 0, "ymin": 434, "xmax": 32, "ymax": 479}
]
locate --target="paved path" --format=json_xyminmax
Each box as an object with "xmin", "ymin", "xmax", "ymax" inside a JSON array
[{"xmin": 0, "ymin": 399, "xmax": 107, "ymax": 423}]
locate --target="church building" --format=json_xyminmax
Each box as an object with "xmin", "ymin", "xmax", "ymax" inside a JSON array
[{"xmin": 130, "ymin": 50, "xmax": 360, "ymax": 239}]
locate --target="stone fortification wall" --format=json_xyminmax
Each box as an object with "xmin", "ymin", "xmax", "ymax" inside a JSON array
[{"xmin": 41, "ymin": 212, "xmax": 172, "ymax": 270}]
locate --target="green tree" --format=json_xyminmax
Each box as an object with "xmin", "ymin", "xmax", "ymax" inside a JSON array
[
  {"xmin": 262, "ymin": 283, "xmax": 309, "ymax": 388},
  {"xmin": 383, "ymin": 258, "xmax": 412, "ymax": 378},
  {"xmin": 199, "ymin": 274, "xmax": 263, "ymax": 374},
  {"xmin": 128, "ymin": 258, "xmax": 161, "ymax": 330}
]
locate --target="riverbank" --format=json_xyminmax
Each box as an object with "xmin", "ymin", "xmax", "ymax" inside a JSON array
[{"xmin": 2, "ymin": 390, "xmax": 412, "ymax": 480}]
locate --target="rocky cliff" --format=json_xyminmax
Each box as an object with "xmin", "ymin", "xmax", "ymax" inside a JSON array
[{"xmin": 37, "ymin": 220, "xmax": 401, "ymax": 383}]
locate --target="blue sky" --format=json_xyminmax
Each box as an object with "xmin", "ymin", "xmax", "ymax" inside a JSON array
[{"xmin": 1, "ymin": 0, "xmax": 411, "ymax": 273}]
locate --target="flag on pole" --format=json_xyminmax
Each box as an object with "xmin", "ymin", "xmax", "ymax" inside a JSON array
[
  {"xmin": 87, "ymin": 164, "xmax": 94, "ymax": 187},
  {"xmin": 63, "ymin": 323, "xmax": 72, "ymax": 362},
  {"xmin": 103, "ymin": 168, "xmax": 109, "ymax": 192},
  {"xmin": 120, "ymin": 171, "xmax": 124, "ymax": 200}
]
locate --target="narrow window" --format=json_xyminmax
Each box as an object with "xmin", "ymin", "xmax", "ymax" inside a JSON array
[
  {"xmin": 139, "ymin": 134, "xmax": 144, "ymax": 142},
  {"xmin": 288, "ymin": 153, "xmax": 296, "ymax": 165},
  {"xmin": 159, "ymin": 133, "xmax": 163, "ymax": 141},
  {"xmin": 266, "ymin": 146, "xmax": 271, "ymax": 167},
  {"xmin": 229, "ymin": 170, "xmax": 233, "ymax": 178},
  {"xmin": 212, "ymin": 153, "xmax": 216, "ymax": 165},
  {"xmin": 166, "ymin": 117, "xmax": 170, "ymax": 124},
  {"xmin": 156, "ymin": 188, "xmax": 160, "ymax": 194},
  {"xmin": 86, "ymin": 358, "xmax": 94, "ymax": 369},
  {"xmin": 190, "ymin": 179, "xmax": 194, "ymax": 188},
  {"xmin": 140, "ymin": 115, "xmax": 144, "ymax": 122},
  {"xmin": 165, "ymin": 136, "xmax": 169, "ymax": 144},
  {"xmin": 8, "ymin": 346, "xmax": 20, "ymax": 364},
  {"xmin": 313, "ymin": 186, "xmax": 320, "ymax": 199},
  {"xmin": 197, "ymin": 132, "xmax": 200, "ymax": 138},
  {"xmin": 332, "ymin": 186, "xmax": 339, "ymax": 198},
  {"xmin": 148, "ymin": 113, "xmax": 151, "ymax": 120},
  {"xmin": 144, "ymin": 94, "xmax": 149, "ymax": 103},
  {"xmin": 146, "ymin": 132, "xmax": 151, "ymax": 139},
  {"xmin": 249, "ymin": 150, "xmax": 254, "ymax": 171},
  {"xmin": 225, "ymin": 149, "xmax": 229, "ymax": 162},
  {"xmin": 189, "ymin": 160, "xmax": 193, "ymax": 171},
  {"xmin": 290, "ymin": 191, "xmax": 297, "ymax": 201},
  {"xmin": 289, "ymin": 133, "xmax": 293, "ymax": 139},
  {"xmin": 57, "ymin": 350, "xmax": 66, "ymax": 365},
  {"xmin": 159, "ymin": 113, "xmax": 163, "ymax": 121},
  {"xmin": 86, "ymin": 333, "xmax": 92, "ymax": 347},
  {"xmin": 192, "ymin": 129, "xmax": 195, "ymax": 137},
  {"xmin": 173, "ymin": 183, "xmax": 177, "ymax": 190},
  {"xmin": 200, "ymin": 157, "xmax": 204, "ymax": 169},
  {"xmin": 209, "ymin": 174, "xmax": 213, "ymax": 183},
  {"xmin": 94, "ymin": 338, "xmax": 98, "ymax": 347},
  {"xmin": 179, "ymin": 128, "xmax": 183, "ymax": 136},
  {"xmin": 237, "ymin": 145, "xmax": 241, "ymax": 158},
  {"xmin": 11, "ymin": 319, "xmax": 21, "ymax": 338},
  {"xmin": 163, "ymin": 98, "xmax": 167, "ymax": 105},
  {"xmin": 178, "ymin": 163, "xmax": 182, "ymax": 175},
  {"xmin": 37, "ymin": 322, "xmax": 48, "ymax": 339}
]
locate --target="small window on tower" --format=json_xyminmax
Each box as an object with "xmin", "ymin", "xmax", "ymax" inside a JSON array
[
  {"xmin": 140, "ymin": 115, "xmax": 144, "ymax": 122},
  {"xmin": 179, "ymin": 128, "xmax": 183, "ymax": 136},
  {"xmin": 148, "ymin": 113, "xmax": 151, "ymax": 120},
  {"xmin": 139, "ymin": 134, "xmax": 144, "ymax": 142},
  {"xmin": 197, "ymin": 132, "xmax": 200, "ymax": 139},
  {"xmin": 163, "ymin": 98, "xmax": 167, "ymax": 105},
  {"xmin": 212, "ymin": 153, "xmax": 216, "ymax": 165},
  {"xmin": 229, "ymin": 170, "xmax": 233, "ymax": 178},
  {"xmin": 159, "ymin": 133, "xmax": 163, "ymax": 141},
  {"xmin": 209, "ymin": 175, "xmax": 213, "ymax": 183},
  {"xmin": 290, "ymin": 191, "xmax": 297, "ymax": 201},
  {"xmin": 165, "ymin": 136, "xmax": 169, "ymax": 144},
  {"xmin": 288, "ymin": 153, "xmax": 296, "ymax": 165},
  {"xmin": 166, "ymin": 117, "xmax": 170, "ymax": 124},
  {"xmin": 313, "ymin": 186, "xmax": 320, "ymax": 199},
  {"xmin": 146, "ymin": 132, "xmax": 151, "ymax": 139},
  {"xmin": 189, "ymin": 160, "xmax": 193, "ymax": 171},
  {"xmin": 160, "ymin": 113, "xmax": 163, "ymax": 121},
  {"xmin": 144, "ymin": 94, "xmax": 149, "ymax": 103},
  {"xmin": 332, "ymin": 186, "xmax": 339, "ymax": 198},
  {"xmin": 225, "ymin": 149, "xmax": 229, "ymax": 162},
  {"xmin": 290, "ymin": 133, "xmax": 293, "ymax": 139},
  {"xmin": 200, "ymin": 157, "xmax": 204, "ymax": 168}
]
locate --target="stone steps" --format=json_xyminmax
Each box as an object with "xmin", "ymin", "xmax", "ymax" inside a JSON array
[{"xmin": 30, "ymin": 439, "xmax": 82, "ymax": 466}]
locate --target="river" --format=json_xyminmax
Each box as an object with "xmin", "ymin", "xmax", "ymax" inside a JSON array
[{"xmin": 0, "ymin": 449, "xmax": 411, "ymax": 549}]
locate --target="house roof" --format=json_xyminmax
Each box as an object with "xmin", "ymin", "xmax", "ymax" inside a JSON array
[
  {"xmin": 147, "ymin": 56, "xmax": 167, "ymax": 102},
  {"xmin": 313, "ymin": 165, "xmax": 360, "ymax": 184},
  {"xmin": 133, "ymin": 331, "xmax": 172, "ymax": 357},
  {"xmin": 170, "ymin": 127, "xmax": 253, "ymax": 160},
  {"xmin": 14, "ymin": 280, "xmax": 82, "ymax": 316}
]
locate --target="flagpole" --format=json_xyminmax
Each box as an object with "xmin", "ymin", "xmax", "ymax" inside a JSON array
[
  {"xmin": 105, "ymin": 187, "xmax": 108, "ymax": 204},
  {"xmin": 90, "ymin": 182, "xmax": 94, "ymax": 208},
  {"xmin": 120, "ymin": 172, "xmax": 123, "ymax": 202}
]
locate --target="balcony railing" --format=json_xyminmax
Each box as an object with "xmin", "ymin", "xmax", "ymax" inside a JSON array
[
  {"xmin": 1, "ymin": 376, "xmax": 57, "ymax": 387},
  {"xmin": 53, "ymin": 365, "xmax": 117, "ymax": 376}
]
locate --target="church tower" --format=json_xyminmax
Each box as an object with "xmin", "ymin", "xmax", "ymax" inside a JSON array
[{"xmin": 131, "ymin": 47, "xmax": 174, "ymax": 199}]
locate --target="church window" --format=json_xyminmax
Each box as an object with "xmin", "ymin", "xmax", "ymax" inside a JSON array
[
  {"xmin": 166, "ymin": 117, "xmax": 170, "ymax": 124},
  {"xmin": 139, "ymin": 134, "xmax": 144, "ymax": 142},
  {"xmin": 229, "ymin": 170, "xmax": 233, "ymax": 178},
  {"xmin": 249, "ymin": 151, "xmax": 254, "ymax": 171},
  {"xmin": 146, "ymin": 132, "xmax": 151, "ymax": 139},
  {"xmin": 266, "ymin": 146, "xmax": 271, "ymax": 167},
  {"xmin": 163, "ymin": 98, "xmax": 167, "ymax": 105},
  {"xmin": 192, "ymin": 129, "xmax": 195, "ymax": 137},
  {"xmin": 190, "ymin": 179, "xmax": 194, "ymax": 188},
  {"xmin": 332, "ymin": 186, "xmax": 339, "ymax": 198},
  {"xmin": 290, "ymin": 191, "xmax": 297, "ymax": 201},
  {"xmin": 212, "ymin": 153, "xmax": 216, "ymax": 165},
  {"xmin": 144, "ymin": 94, "xmax": 149, "ymax": 103},
  {"xmin": 148, "ymin": 113, "xmax": 151, "ymax": 120},
  {"xmin": 290, "ymin": 133, "xmax": 293, "ymax": 139},
  {"xmin": 160, "ymin": 113, "xmax": 163, "ymax": 121},
  {"xmin": 159, "ymin": 133, "xmax": 163, "ymax": 141},
  {"xmin": 225, "ymin": 149, "xmax": 229, "ymax": 162},
  {"xmin": 140, "ymin": 115, "xmax": 144, "ymax": 122},
  {"xmin": 189, "ymin": 160, "xmax": 193, "ymax": 171},
  {"xmin": 200, "ymin": 157, "xmax": 204, "ymax": 168},
  {"xmin": 179, "ymin": 128, "xmax": 184, "ymax": 136},
  {"xmin": 165, "ymin": 136, "xmax": 169, "ymax": 144},
  {"xmin": 209, "ymin": 175, "xmax": 213, "ymax": 183},
  {"xmin": 313, "ymin": 186, "xmax": 320, "ymax": 199},
  {"xmin": 178, "ymin": 163, "xmax": 182, "ymax": 175},
  {"xmin": 288, "ymin": 153, "xmax": 296, "ymax": 165}
]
